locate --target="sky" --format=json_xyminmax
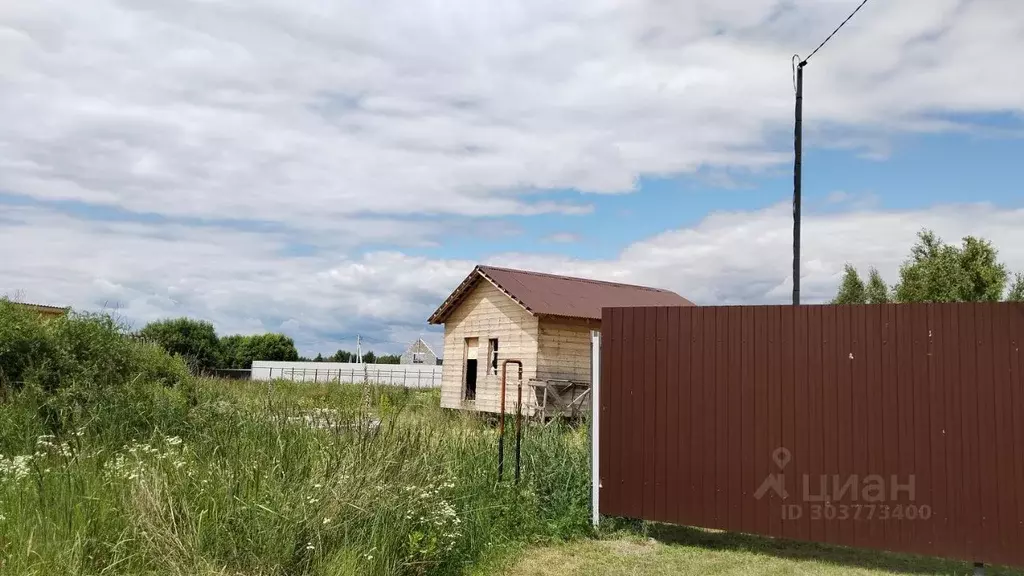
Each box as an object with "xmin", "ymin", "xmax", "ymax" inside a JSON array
[{"xmin": 2, "ymin": 0, "xmax": 1023, "ymax": 357}]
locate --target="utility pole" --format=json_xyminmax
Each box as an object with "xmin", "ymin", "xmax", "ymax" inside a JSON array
[
  {"xmin": 792, "ymin": 0, "xmax": 871, "ymax": 305},
  {"xmin": 793, "ymin": 60, "xmax": 805, "ymax": 305},
  {"xmin": 356, "ymin": 334, "xmax": 362, "ymax": 364}
]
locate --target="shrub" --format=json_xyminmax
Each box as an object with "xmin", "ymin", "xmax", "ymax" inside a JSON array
[
  {"xmin": 0, "ymin": 299, "xmax": 57, "ymax": 391},
  {"xmin": 139, "ymin": 317, "xmax": 222, "ymax": 372},
  {"xmin": 0, "ymin": 303, "xmax": 191, "ymax": 440}
]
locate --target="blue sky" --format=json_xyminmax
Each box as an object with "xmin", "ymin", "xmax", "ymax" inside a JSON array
[
  {"xmin": 2, "ymin": 0, "xmax": 1024, "ymax": 356},
  {"xmin": 408, "ymin": 126, "xmax": 1024, "ymax": 262}
]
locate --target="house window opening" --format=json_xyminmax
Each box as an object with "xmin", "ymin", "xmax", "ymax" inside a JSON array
[
  {"xmin": 464, "ymin": 338, "xmax": 478, "ymax": 401},
  {"xmin": 489, "ymin": 338, "xmax": 499, "ymax": 375}
]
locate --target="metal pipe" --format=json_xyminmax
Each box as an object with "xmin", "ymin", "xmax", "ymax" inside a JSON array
[
  {"xmin": 498, "ymin": 359, "xmax": 522, "ymax": 481},
  {"xmin": 515, "ymin": 361, "xmax": 524, "ymax": 484}
]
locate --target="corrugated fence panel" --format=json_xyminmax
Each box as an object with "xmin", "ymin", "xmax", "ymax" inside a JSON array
[{"xmin": 600, "ymin": 302, "xmax": 1024, "ymax": 568}]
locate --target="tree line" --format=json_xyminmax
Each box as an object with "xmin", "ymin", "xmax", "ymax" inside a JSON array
[
  {"xmin": 832, "ymin": 229, "xmax": 1024, "ymax": 304},
  {"xmin": 137, "ymin": 318, "xmax": 403, "ymax": 371},
  {"xmin": 307, "ymin": 351, "xmax": 401, "ymax": 364}
]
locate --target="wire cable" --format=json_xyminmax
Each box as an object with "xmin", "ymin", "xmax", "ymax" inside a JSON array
[
  {"xmin": 792, "ymin": 54, "xmax": 801, "ymax": 93},
  {"xmin": 804, "ymin": 0, "xmax": 871, "ymax": 63}
]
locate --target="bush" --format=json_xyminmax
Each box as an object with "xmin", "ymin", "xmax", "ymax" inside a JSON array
[
  {"xmin": 0, "ymin": 301, "xmax": 191, "ymax": 440},
  {"xmin": 0, "ymin": 299, "xmax": 57, "ymax": 391},
  {"xmin": 139, "ymin": 317, "xmax": 222, "ymax": 372}
]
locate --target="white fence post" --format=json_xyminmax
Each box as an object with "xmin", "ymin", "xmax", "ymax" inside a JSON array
[{"xmin": 590, "ymin": 330, "xmax": 601, "ymax": 528}]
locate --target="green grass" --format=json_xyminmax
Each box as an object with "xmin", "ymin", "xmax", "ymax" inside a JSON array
[
  {"xmin": 488, "ymin": 526, "xmax": 1024, "ymax": 576},
  {"xmin": 0, "ymin": 378, "xmax": 592, "ymax": 575}
]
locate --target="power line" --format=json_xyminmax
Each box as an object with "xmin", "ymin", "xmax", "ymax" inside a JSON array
[
  {"xmin": 803, "ymin": 0, "xmax": 871, "ymax": 64},
  {"xmin": 791, "ymin": 0, "xmax": 872, "ymax": 306}
]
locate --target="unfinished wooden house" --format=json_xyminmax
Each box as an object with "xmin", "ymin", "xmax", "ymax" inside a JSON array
[{"xmin": 427, "ymin": 265, "xmax": 694, "ymax": 418}]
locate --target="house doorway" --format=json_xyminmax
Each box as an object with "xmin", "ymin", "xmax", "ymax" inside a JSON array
[{"xmin": 464, "ymin": 337, "xmax": 478, "ymax": 401}]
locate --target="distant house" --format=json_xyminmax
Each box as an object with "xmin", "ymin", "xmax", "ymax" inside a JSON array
[
  {"xmin": 400, "ymin": 338, "xmax": 438, "ymax": 366},
  {"xmin": 13, "ymin": 302, "xmax": 69, "ymax": 321},
  {"xmin": 427, "ymin": 265, "xmax": 694, "ymax": 417}
]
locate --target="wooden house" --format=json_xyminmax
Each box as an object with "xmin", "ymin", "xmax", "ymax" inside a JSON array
[{"xmin": 427, "ymin": 265, "xmax": 694, "ymax": 418}]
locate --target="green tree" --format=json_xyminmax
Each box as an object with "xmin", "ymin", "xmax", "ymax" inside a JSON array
[
  {"xmin": 362, "ymin": 351, "xmax": 376, "ymax": 364},
  {"xmin": 1008, "ymin": 273, "xmax": 1024, "ymax": 302},
  {"xmin": 330, "ymin": 350, "xmax": 354, "ymax": 362},
  {"xmin": 314, "ymin": 353, "xmax": 324, "ymax": 362},
  {"xmin": 219, "ymin": 333, "xmax": 300, "ymax": 369},
  {"xmin": 893, "ymin": 230, "xmax": 1008, "ymax": 303},
  {"xmin": 140, "ymin": 318, "xmax": 221, "ymax": 371},
  {"xmin": 375, "ymin": 354, "xmax": 401, "ymax": 365},
  {"xmin": 865, "ymin": 267, "xmax": 891, "ymax": 304},
  {"xmin": 219, "ymin": 334, "xmax": 248, "ymax": 369},
  {"xmin": 831, "ymin": 264, "xmax": 867, "ymax": 304}
]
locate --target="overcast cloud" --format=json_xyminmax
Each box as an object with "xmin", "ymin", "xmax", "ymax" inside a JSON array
[{"xmin": 2, "ymin": 0, "xmax": 1024, "ymax": 355}]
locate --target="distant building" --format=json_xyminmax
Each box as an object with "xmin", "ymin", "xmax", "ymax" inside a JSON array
[
  {"xmin": 400, "ymin": 338, "xmax": 438, "ymax": 366},
  {"xmin": 13, "ymin": 302, "xmax": 69, "ymax": 321}
]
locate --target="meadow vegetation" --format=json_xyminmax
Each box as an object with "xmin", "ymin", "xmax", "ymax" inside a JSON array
[{"xmin": 0, "ymin": 300, "xmax": 592, "ymax": 575}]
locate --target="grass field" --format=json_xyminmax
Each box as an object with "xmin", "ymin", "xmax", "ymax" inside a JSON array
[
  {"xmin": 492, "ymin": 526, "xmax": 1024, "ymax": 576},
  {"xmin": 0, "ymin": 378, "xmax": 592, "ymax": 575}
]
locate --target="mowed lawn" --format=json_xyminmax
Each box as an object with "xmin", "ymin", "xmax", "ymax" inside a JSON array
[{"xmin": 491, "ymin": 526, "xmax": 1024, "ymax": 576}]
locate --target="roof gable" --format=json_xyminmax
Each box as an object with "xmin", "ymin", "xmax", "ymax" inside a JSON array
[
  {"xmin": 427, "ymin": 265, "xmax": 694, "ymax": 324},
  {"xmin": 403, "ymin": 338, "xmax": 437, "ymax": 357}
]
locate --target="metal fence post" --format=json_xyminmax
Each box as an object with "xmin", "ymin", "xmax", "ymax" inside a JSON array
[{"xmin": 590, "ymin": 330, "xmax": 601, "ymax": 528}]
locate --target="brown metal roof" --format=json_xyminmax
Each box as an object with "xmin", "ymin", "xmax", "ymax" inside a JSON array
[{"xmin": 427, "ymin": 265, "xmax": 694, "ymax": 324}]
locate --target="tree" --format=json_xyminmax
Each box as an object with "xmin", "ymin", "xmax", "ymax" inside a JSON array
[
  {"xmin": 832, "ymin": 264, "xmax": 867, "ymax": 304},
  {"xmin": 893, "ymin": 230, "xmax": 1008, "ymax": 303},
  {"xmin": 140, "ymin": 318, "xmax": 221, "ymax": 371},
  {"xmin": 330, "ymin": 350, "xmax": 354, "ymax": 363},
  {"xmin": 375, "ymin": 354, "xmax": 401, "ymax": 365},
  {"xmin": 865, "ymin": 267, "xmax": 891, "ymax": 304},
  {"xmin": 314, "ymin": 353, "xmax": 324, "ymax": 362},
  {"xmin": 219, "ymin": 333, "xmax": 300, "ymax": 369},
  {"xmin": 245, "ymin": 333, "xmax": 299, "ymax": 364},
  {"xmin": 1008, "ymin": 273, "xmax": 1024, "ymax": 302},
  {"xmin": 832, "ymin": 229, "xmax": 1021, "ymax": 304},
  {"xmin": 362, "ymin": 351, "xmax": 376, "ymax": 364},
  {"xmin": 219, "ymin": 334, "xmax": 248, "ymax": 369}
]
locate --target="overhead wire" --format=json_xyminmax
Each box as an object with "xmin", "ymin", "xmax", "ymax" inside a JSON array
[{"xmin": 803, "ymin": 0, "xmax": 871, "ymax": 64}]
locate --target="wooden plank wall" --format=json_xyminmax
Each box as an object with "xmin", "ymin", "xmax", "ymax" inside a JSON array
[
  {"xmin": 599, "ymin": 303, "xmax": 1024, "ymax": 568},
  {"xmin": 439, "ymin": 280, "xmax": 538, "ymax": 412}
]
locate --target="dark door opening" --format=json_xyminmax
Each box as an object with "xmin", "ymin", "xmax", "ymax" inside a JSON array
[{"xmin": 465, "ymin": 359, "xmax": 477, "ymax": 400}]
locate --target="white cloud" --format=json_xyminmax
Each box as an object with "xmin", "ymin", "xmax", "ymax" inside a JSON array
[
  {"xmin": 5, "ymin": 202, "xmax": 1023, "ymax": 357},
  {"xmin": 544, "ymin": 232, "xmax": 581, "ymax": 244},
  {"xmin": 1, "ymin": 0, "xmax": 1023, "ymax": 230},
  {"xmin": 3, "ymin": 0, "xmax": 1024, "ymax": 356}
]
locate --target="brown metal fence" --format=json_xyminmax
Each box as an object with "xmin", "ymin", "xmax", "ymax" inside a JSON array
[{"xmin": 599, "ymin": 303, "xmax": 1024, "ymax": 567}]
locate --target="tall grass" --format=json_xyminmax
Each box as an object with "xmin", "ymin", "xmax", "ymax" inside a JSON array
[{"xmin": 0, "ymin": 302, "xmax": 591, "ymax": 575}]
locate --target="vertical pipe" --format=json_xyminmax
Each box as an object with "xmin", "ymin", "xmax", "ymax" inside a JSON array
[
  {"xmin": 498, "ymin": 360, "xmax": 523, "ymax": 482},
  {"xmin": 793, "ymin": 61, "xmax": 805, "ymax": 306},
  {"xmin": 499, "ymin": 361, "xmax": 507, "ymax": 480},
  {"xmin": 591, "ymin": 330, "xmax": 601, "ymax": 527},
  {"xmin": 515, "ymin": 364, "xmax": 523, "ymax": 484}
]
